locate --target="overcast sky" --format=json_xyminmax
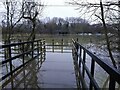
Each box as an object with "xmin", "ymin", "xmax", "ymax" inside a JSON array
[
  {"xmin": 41, "ymin": 0, "xmax": 80, "ymax": 18},
  {"xmin": 0, "ymin": 0, "xmax": 97, "ymax": 19},
  {"xmin": 0, "ymin": 0, "xmax": 80, "ymax": 19},
  {"xmin": 0, "ymin": 0, "xmax": 115, "ymax": 23},
  {"xmin": 41, "ymin": 0, "xmax": 100, "ymax": 19}
]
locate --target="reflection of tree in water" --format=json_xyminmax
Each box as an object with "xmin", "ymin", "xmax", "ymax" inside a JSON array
[
  {"xmin": 26, "ymin": 59, "xmax": 39, "ymax": 88},
  {"xmin": 2, "ymin": 51, "xmax": 46, "ymax": 89},
  {"xmin": 22, "ymin": 55, "xmax": 46, "ymax": 88}
]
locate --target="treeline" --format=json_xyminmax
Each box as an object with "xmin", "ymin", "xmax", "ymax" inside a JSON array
[{"xmin": 1, "ymin": 17, "xmax": 117, "ymax": 34}]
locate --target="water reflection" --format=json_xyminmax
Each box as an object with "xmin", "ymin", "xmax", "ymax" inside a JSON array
[
  {"xmin": 37, "ymin": 52, "xmax": 76, "ymax": 88},
  {"xmin": 1, "ymin": 36, "xmax": 119, "ymax": 89},
  {"xmin": 1, "ymin": 42, "xmax": 75, "ymax": 89},
  {"xmin": 2, "ymin": 53, "xmax": 46, "ymax": 89}
]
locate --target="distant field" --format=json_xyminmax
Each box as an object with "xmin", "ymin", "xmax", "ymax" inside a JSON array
[{"xmin": 2, "ymin": 34, "xmax": 104, "ymax": 45}]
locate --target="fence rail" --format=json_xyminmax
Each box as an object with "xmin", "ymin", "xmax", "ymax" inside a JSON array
[
  {"xmin": 45, "ymin": 39, "xmax": 72, "ymax": 53},
  {"xmin": 72, "ymin": 39, "xmax": 120, "ymax": 90},
  {"xmin": 0, "ymin": 39, "xmax": 46, "ymax": 89}
]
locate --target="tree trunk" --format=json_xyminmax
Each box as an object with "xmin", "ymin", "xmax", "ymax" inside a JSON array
[
  {"xmin": 5, "ymin": 1, "xmax": 10, "ymax": 60},
  {"xmin": 100, "ymin": 0, "xmax": 117, "ymax": 68},
  {"xmin": 118, "ymin": 0, "xmax": 120, "ymax": 71}
]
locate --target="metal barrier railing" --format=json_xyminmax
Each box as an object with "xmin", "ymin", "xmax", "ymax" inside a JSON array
[
  {"xmin": 72, "ymin": 39, "xmax": 120, "ymax": 90},
  {"xmin": 0, "ymin": 39, "xmax": 45, "ymax": 89}
]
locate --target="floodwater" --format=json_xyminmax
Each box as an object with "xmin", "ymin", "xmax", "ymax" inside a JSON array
[
  {"xmin": 0, "ymin": 34, "xmax": 120, "ymax": 89},
  {"xmin": 37, "ymin": 52, "xmax": 76, "ymax": 88},
  {"xmin": 1, "ymin": 42, "xmax": 77, "ymax": 89}
]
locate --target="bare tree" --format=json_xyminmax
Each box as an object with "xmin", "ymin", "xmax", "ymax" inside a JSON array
[
  {"xmin": 68, "ymin": 0, "xmax": 120, "ymax": 68},
  {"xmin": 2, "ymin": 0, "xmax": 44, "ymax": 42},
  {"xmin": 22, "ymin": 0, "xmax": 44, "ymax": 41},
  {"xmin": 68, "ymin": 0, "xmax": 120, "ymax": 88},
  {"xmin": 2, "ymin": 0, "xmax": 24, "ymax": 60},
  {"xmin": 3, "ymin": 0, "xmax": 23, "ymax": 44}
]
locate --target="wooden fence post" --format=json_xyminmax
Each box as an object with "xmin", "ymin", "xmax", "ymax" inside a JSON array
[
  {"xmin": 82, "ymin": 50, "xmax": 86, "ymax": 78},
  {"xmin": 22, "ymin": 44, "xmax": 25, "ymax": 64},
  {"xmin": 37, "ymin": 41, "xmax": 39, "ymax": 55},
  {"xmin": 22, "ymin": 43, "xmax": 25, "ymax": 88},
  {"xmin": 61, "ymin": 39, "xmax": 63, "ymax": 53},
  {"xmin": 8, "ymin": 46, "xmax": 14, "ymax": 89},
  {"xmin": 79, "ymin": 46, "xmax": 82, "ymax": 69},
  {"xmin": 89, "ymin": 59, "xmax": 95, "ymax": 90},
  {"xmin": 52, "ymin": 39, "xmax": 54, "ymax": 52},
  {"xmin": 40, "ymin": 41, "xmax": 42, "ymax": 64},
  {"xmin": 109, "ymin": 76, "xmax": 115, "ymax": 90},
  {"xmin": 43, "ymin": 40, "xmax": 46, "ymax": 62},
  {"xmin": 31, "ymin": 41, "xmax": 34, "ymax": 58}
]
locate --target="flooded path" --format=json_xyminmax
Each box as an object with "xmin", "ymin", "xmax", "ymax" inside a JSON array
[
  {"xmin": 37, "ymin": 52, "xmax": 77, "ymax": 88},
  {"xmin": 2, "ymin": 51, "xmax": 77, "ymax": 88},
  {"xmin": 1, "ymin": 39, "xmax": 77, "ymax": 89},
  {"xmin": 2, "ymin": 36, "xmax": 117, "ymax": 88}
]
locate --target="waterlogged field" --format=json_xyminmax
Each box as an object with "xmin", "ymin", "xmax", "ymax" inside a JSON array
[
  {"xmin": 2, "ymin": 34, "xmax": 104, "ymax": 44},
  {"xmin": 1, "ymin": 34, "xmax": 120, "ymax": 88}
]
